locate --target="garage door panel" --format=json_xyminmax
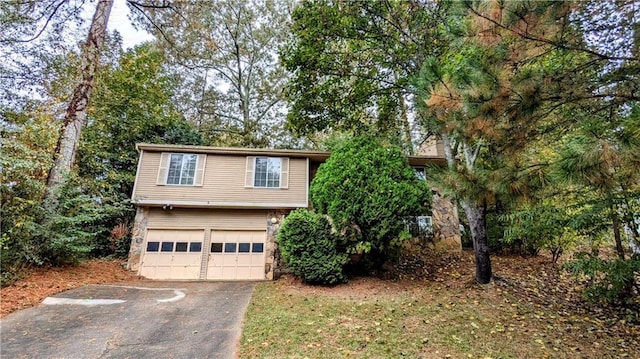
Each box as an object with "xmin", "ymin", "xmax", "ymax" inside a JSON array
[
  {"xmin": 236, "ymin": 267, "xmax": 251, "ymax": 278},
  {"xmin": 250, "ymin": 266, "xmax": 264, "ymax": 278},
  {"xmin": 221, "ymin": 267, "xmax": 237, "ymax": 279},
  {"xmin": 251, "ymin": 254, "xmax": 264, "ymax": 266},
  {"xmin": 206, "ymin": 230, "xmax": 266, "ymax": 280},
  {"xmin": 154, "ymin": 266, "xmax": 172, "ymax": 279},
  {"xmin": 220, "ymin": 255, "xmax": 236, "ymax": 266},
  {"xmin": 172, "ymin": 254, "xmax": 200, "ymax": 266},
  {"xmin": 139, "ymin": 266, "xmax": 155, "ymax": 278},
  {"xmin": 207, "ymin": 265, "xmax": 222, "ymax": 278},
  {"xmin": 140, "ymin": 230, "xmax": 204, "ymax": 280},
  {"xmin": 171, "ymin": 266, "xmax": 199, "ymax": 280},
  {"xmin": 237, "ymin": 255, "xmax": 252, "ymax": 266},
  {"xmin": 142, "ymin": 254, "xmax": 160, "ymax": 266}
]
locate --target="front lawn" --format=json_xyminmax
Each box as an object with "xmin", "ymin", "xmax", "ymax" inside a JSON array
[{"xmin": 239, "ymin": 253, "xmax": 639, "ymax": 358}]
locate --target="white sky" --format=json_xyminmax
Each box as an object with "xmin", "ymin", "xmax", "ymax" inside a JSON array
[{"xmin": 108, "ymin": 0, "xmax": 154, "ymax": 49}]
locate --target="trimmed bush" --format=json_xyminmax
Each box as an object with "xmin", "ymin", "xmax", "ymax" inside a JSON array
[
  {"xmin": 277, "ymin": 209, "xmax": 348, "ymax": 285},
  {"xmin": 310, "ymin": 136, "xmax": 432, "ymax": 269}
]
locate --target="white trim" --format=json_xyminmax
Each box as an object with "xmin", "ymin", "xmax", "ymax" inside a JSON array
[
  {"xmin": 253, "ymin": 156, "xmax": 284, "ymax": 189},
  {"xmin": 131, "ymin": 149, "xmax": 144, "ymax": 200},
  {"xmin": 164, "ymin": 152, "xmax": 200, "ymax": 186},
  {"xmin": 305, "ymin": 157, "xmax": 309, "ymax": 208},
  {"xmin": 135, "ymin": 143, "xmax": 446, "ymax": 165},
  {"xmin": 145, "ymin": 226, "xmax": 267, "ymax": 232},
  {"xmin": 138, "ymin": 143, "xmax": 331, "ymax": 160},
  {"xmin": 194, "ymin": 154, "xmax": 206, "ymax": 187},
  {"xmin": 245, "ymin": 156, "xmax": 255, "ymax": 188},
  {"xmin": 133, "ymin": 199, "xmax": 307, "ymax": 209}
]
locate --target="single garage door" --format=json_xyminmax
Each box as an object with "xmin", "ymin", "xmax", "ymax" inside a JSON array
[
  {"xmin": 207, "ymin": 230, "xmax": 266, "ymax": 280},
  {"xmin": 140, "ymin": 229, "xmax": 204, "ymax": 280}
]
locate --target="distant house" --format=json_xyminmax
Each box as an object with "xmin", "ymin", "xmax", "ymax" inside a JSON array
[{"xmin": 127, "ymin": 143, "xmax": 460, "ymax": 281}]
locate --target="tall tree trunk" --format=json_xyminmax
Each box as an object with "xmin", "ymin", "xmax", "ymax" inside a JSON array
[
  {"xmin": 610, "ymin": 202, "xmax": 626, "ymax": 260},
  {"xmin": 441, "ymin": 133, "xmax": 492, "ymax": 283},
  {"xmin": 399, "ymin": 94, "xmax": 413, "ymax": 155},
  {"xmin": 461, "ymin": 199, "xmax": 492, "ymax": 284},
  {"xmin": 440, "ymin": 132, "xmax": 455, "ymax": 167},
  {"xmin": 44, "ymin": 0, "xmax": 113, "ymax": 210},
  {"xmin": 622, "ymin": 196, "xmax": 640, "ymax": 255}
]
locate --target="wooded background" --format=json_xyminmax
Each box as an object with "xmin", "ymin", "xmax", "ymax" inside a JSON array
[{"xmin": 1, "ymin": 0, "xmax": 638, "ymax": 302}]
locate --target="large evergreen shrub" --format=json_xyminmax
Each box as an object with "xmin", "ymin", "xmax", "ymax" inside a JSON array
[
  {"xmin": 310, "ymin": 137, "xmax": 432, "ymax": 270},
  {"xmin": 277, "ymin": 209, "xmax": 348, "ymax": 285}
]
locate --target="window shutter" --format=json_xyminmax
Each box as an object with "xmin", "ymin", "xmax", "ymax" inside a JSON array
[
  {"xmin": 245, "ymin": 156, "xmax": 255, "ymax": 187},
  {"xmin": 280, "ymin": 157, "xmax": 289, "ymax": 189},
  {"xmin": 194, "ymin": 154, "xmax": 206, "ymax": 186},
  {"xmin": 156, "ymin": 153, "xmax": 170, "ymax": 185}
]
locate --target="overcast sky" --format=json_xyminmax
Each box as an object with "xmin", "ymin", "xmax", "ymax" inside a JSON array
[{"xmin": 107, "ymin": 0, "xmax": 155, "ymax": 49}]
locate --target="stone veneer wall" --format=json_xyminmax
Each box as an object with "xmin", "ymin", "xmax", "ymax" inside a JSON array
[
  {"xmin": 266, "ymin": 209, "xmax": 288, "ymax": 280},
  {"xmin": 127, "ymin": 206, "xmax": 149, "ymax": 271},
  {"xmin": 431, "ymin": 192, "xmax": 462, "ymax": 252}
]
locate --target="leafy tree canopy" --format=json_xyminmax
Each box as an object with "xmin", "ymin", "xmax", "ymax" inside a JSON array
[
  {"xmin": 77, "ymin": 42, "xmax": 202, "ymax": 256},
  {"xmin": 281, "ymin": 0, "xmax": 456, "ymax": 150},
  {"xmin": 130, "ymin": 0, "xmax": 294, "ymax": 148}
]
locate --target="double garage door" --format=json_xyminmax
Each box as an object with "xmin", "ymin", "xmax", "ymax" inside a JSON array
[{"xmin": 140, "ymin": 229, "xmax": 266, "ymax": 280}]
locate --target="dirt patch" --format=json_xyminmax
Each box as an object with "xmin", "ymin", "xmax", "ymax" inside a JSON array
[{"xmin": 1, "ymin": 259, "xmax": 141, "ymax": 318}]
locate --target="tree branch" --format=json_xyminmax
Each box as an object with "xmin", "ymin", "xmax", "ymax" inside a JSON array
[
  {"xmin": 127, "ymin": 0, "xmax": 174, "ymax": 46},
  {"xmin": 3, "ymin": 0, "xmax": 67, "ymax": 43},
  {"xmin": 466, "ymin": 4, "xmax": 637, "ymax": 62}
]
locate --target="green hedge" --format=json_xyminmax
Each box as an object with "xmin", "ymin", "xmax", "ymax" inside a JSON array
[
  {"xmin": 309, "ymin": 136, "xmax": 432, "ymax": 269},
  {"xmin": 277, "ymin": 209, "xmax": 348, "ymax": 285}
]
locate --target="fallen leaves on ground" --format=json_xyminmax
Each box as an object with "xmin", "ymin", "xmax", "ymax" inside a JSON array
[
  {"xmin": 1, "ymin": 259, "xmax": 140, "ymax": 318},
  {"xmin": 277, "ymin": 249, "xmax": 639, "ymax": 357}
]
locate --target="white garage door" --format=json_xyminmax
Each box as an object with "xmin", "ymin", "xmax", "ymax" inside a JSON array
[
  {"xmin": 206, "ymin": 231, "xmax": 266, "ymax": 280},
  {"xmin": 140, "ymin": 229, "xmax": 204, "ymax": 280}
]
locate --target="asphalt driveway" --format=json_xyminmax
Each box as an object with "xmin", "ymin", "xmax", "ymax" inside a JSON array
[{"xmin": 0, "ymin": 281, "xmax": 255, "ymax": 359}]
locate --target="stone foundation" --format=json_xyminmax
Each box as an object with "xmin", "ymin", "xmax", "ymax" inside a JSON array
[
  {"xmin": 431, "ymin": 192, "xmax": 462, "ymax": 252},
  {"xmin": 266, "ymin": 209, "xmax": 288, "ymax": 280},
  {"xmin": 127, "ymin": 206, "xmax": 149, "ymax": 271}
]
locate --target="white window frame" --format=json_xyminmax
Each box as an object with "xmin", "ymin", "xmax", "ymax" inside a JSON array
[
  {"xmin": 417, "ymin": 215, "xmax": 433, "ymax": 232},
  {"xmin": 413, "ymin": 166, "xmax": 427, "ymax": 181},
  {"xmin": 254, "ymin": 157, "xmax": 281, "ymax": 188},
  {"xmin": 157, "ymin": 153, "xmax": 206, "ymax": 186},
  {"xmin": 245, "ymin": 156, "xmax": 289, "ymax": 189},
  {"xmin": 166, "ymin": 153, "xmax": 198, "ymax": 185}
]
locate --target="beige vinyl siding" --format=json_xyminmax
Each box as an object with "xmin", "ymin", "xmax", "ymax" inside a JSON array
[
  {"xmin": 133, "ymin": 152, "xmax": 307, "ymax": 207},
  {"xmin": 147, "ymin": 208, "xmax": 267, "ymax": 230}
]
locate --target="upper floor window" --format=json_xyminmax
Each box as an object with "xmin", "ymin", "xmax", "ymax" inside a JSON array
[
  {"xmin": 245, "ymin": 156, "xmax": 289, "ymax": 189},
  {"xmin": 167, "ymin": 154, "xmax": 197, "ymax": 185},
  {"xmin": 254, "ymin": 157, "xmax": 281, "ymax": 188},
  {"xmin": 157, "ymin": 153, "xmax": 206, "ymax": 186}
]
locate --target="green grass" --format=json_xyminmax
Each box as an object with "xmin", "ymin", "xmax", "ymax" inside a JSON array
[{"xmin": 238, "ymin": 275, "xmax": 634, "ymax": 359}]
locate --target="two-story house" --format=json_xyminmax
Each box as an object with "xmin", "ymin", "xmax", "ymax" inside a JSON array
[{"xmin": 127, "ymin": 143, "xmax": 460, "ymax": 281}]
